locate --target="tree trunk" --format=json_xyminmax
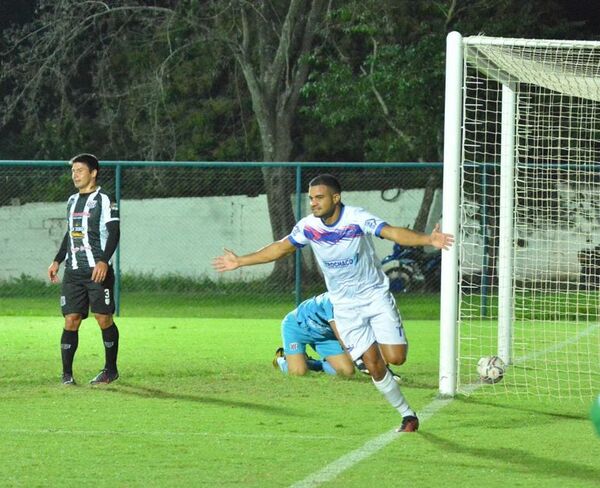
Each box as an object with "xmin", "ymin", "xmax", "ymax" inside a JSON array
[
  {"xmin": 261, "ymin": 165, "xmax": 297, "ymax": 285},
  {"xmin": 413, "ymin": 173, "xmax": 441, "ymax": 233}
]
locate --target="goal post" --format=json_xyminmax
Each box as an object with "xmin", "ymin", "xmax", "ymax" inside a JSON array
[{"xmin": 440, "ymin": 32, "xmax": 600, "ymax": 399}]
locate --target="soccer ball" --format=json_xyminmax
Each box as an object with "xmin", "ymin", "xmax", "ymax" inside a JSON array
[{"xmin": 477, "ymin": 356, "xmax": 505, "ymax": 384}]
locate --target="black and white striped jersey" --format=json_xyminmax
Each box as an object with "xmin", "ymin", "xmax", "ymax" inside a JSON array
[{"xmin": 64, "ymin": 187, "xmax": 120, "ymax": 271}]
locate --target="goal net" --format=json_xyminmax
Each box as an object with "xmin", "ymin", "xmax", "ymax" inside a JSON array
[{"xmin": 440, "ymin": 33, "xmax": 600, "ymax": 399}]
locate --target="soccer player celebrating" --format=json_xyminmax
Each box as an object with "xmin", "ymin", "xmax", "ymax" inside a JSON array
[
  {"xmin": 274, "ymin": 292, "xmax": 355, "ymax": 376},
  {"xmin": 47, "ymin": 154, "xmax": 121, "ymax": 386},
  {"xmin": 213, "ymin": 174, "xmax": 453, "ymax": 432}
]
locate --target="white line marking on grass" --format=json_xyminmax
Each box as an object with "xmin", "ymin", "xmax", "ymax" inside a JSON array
[
  {"xmin": 290, "ymin": 323, "xmax": 600, "ymax": 487},
  {"xmin": 515, "ymin": 321, "xmax": 600, "ymax": 364},
  {"xmin": 290, "ymin": 394, "xmax": 460, "ymax": 488}
]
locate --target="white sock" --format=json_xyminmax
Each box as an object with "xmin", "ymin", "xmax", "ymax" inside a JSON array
[
  {"xmin": 372, "ymin": 369, "xmax": 415, "ymax": 418},
  {"xmin": 276, "ymin": 357, "xmax": 288, "ymax": 373}
]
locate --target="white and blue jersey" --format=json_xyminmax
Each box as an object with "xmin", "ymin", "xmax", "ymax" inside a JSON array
[
  {"xmin": 287, "ymin": 204, "xmax": 389, "ymax": 306},
  {"xmin": 281, "ymin": 293, "xmax": 344, "ymax": 359},
  {"xmin": 287, "ymin": 204, "xmax": 407, "ymax": 360}
]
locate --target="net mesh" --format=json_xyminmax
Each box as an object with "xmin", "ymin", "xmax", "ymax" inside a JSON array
[
  {"xmin": 459, "ymin": 37, "xmax": 600, "ymax": 399},
  {"xmin": 0, "ymin": 163, "xmax": 444, "ymax": 314}
]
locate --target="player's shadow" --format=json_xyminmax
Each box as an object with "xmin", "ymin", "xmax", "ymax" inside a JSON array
[
  {"xmin": 99, "ymin": 383, "xmax": 303, "ymax": 417},
  {"xmin": 456, "ymin": 395, "xmax": 587, "ymax": 421},
  {"xmin": 420, "ymin": 431, "xmax": 600, "ymax": 483}
]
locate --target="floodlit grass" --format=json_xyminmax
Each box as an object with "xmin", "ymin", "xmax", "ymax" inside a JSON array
[
  {"xmin": 1, "ymin": 316, "xmax": 599, "ymax": 487},
  {"xmin": 0, "ymin": 289, "xmax": 442, "ymax": 320}
]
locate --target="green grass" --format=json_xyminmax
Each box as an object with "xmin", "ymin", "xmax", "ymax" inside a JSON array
[
  {"xmin": 0, "ymin": 291, "xmax": 442, "ymax": 320},
  {"xmin": 1, "ymin": 315, "xmax": 599, "ymax": 487}
]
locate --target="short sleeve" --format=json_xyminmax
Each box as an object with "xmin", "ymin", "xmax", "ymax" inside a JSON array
[
  {"xmin": 354, "ymin": 207, "xmax": 387, "ymax": 238},
  {"xmin": 100, "ymin": 193, "xmax": 120, "ymax": 224},
  {"xmin": 287, "ymin": 219, "xmax": 309, "ymax": 248}
]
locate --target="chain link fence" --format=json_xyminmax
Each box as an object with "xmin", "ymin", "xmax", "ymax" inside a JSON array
[{"xmin": 0, "ymin": 161, "xmax": 444, "ymax": 317}]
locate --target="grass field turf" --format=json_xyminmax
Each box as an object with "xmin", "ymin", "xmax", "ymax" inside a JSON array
[{"xmin": 1, "ymin": 315, "xmax": 599, "ymax": 487}]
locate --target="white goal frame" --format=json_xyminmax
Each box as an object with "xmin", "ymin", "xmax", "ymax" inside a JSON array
[{"xmin": 439, "ymin": 31, "xmax": 600, "ymax": 397}]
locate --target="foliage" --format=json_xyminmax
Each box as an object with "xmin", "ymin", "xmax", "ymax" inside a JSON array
[
  {"xmin": 300, "ymin": 0, "xmax": 583, "ymax": 163},
  {"xmin": 2, "ymin": 0, "xmax": 591, "ymax": 165}
]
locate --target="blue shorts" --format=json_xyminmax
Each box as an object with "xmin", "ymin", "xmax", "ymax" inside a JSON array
[{"xmin": 281, "ymin": 312, "xmax": 344, "ymax": 359}]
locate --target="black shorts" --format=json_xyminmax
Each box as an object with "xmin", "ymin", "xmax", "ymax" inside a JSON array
[{"xmin": 61, "ymin": 267, "xmax": 115, "ymax": 319}]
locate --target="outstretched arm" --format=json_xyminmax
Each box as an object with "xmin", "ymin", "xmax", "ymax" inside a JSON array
[
  {"xmin": 212, "ymin": 238, "xmax": 297, "ymax": 272},
  {"xmin": 379, "ymin": 223, "xmax": 454, "ymax": 250}
]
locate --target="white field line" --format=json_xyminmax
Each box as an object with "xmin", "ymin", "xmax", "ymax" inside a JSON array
[
  {"xmin": 289, "ymin": 394, "xmax": 458, "ymax": 488},
  {"xmin": 290, "ymin": 322, "xmax": 600, "ymax": 488},
  {"xmin": 513, "ymin": 322, "xmax": 600, "ymax": 364}
]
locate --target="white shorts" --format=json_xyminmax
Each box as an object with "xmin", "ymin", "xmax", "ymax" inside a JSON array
[{"xmin": 333, "ymin": 291, "xmax": 407, "ymax": 361}]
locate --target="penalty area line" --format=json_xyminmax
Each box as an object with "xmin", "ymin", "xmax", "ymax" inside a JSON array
[{"xmin": 289, "ymin": 394, "xmax": 457, "ymax": 488}]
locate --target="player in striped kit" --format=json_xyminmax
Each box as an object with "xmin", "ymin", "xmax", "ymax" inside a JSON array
[
  {"xmin": 213, "ymin": 174, "xmax": 453, "ymax": 432},
  {"xmin": 47, "ymin": 154, "xmax": 121, "ymax": 386}
]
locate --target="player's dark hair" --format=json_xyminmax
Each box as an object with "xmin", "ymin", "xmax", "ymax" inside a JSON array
[
  {"xmin": 69, "ymin": 153, "xmax": 99, "ymax": 174},
  {"xmin": 309, "ymin": 174, "xmax": 341, "ymax": 194}
]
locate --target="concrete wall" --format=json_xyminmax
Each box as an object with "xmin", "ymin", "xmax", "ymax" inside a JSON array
[{"xmin": 0, "ymin": 189, "xmax": 442, "ymax": 282}]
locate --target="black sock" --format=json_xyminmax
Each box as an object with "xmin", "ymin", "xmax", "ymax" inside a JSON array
[
  {"xmin": 60, "ymin": 329, "xmax": 79, "ymax": 375},
  {"xmin": 102, "ymin": 323, "xmax": 119, "ymax": 373}
]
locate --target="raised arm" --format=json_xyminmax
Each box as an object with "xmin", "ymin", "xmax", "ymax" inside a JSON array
[
  {"xmin": 212, "ymin": 237, "xmax": 297, "ymax": 272},
  {"xmin": 379, "ymin": 223, "xmax": 454, "ymax": 250}
]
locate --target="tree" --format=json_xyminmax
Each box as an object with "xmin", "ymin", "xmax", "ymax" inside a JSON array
[
  {"xmin": 1, "ymin": 0, "xmax": 329, "ymax": 283},
  {"xmin": 217, "ymin": 1, "xmax": 328, "ymax": 283},
  {"xmin": 300, "ymin": 0, "xmax": 581, "ymax": 230}
]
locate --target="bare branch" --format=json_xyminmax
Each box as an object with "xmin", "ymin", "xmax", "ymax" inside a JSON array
[
  {"xmin": 264, "ymin": 0, "xmax": 304, "ymax": 93},
  {"xmin": 282, "ymin": 0, "xmax": 327, "ymax": 113},
  {"xmin": 361, "ymin": 37, "xmax": 415, "ymax": 151}
]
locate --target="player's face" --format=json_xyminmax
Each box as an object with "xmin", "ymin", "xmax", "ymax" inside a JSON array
[
  {"xmin": 71, "ymin": 162, "xmax": 96, "ymax": 191},
  {"xmin": 309, "ymin": 185, "xmax": 340, "ymax": 221}
]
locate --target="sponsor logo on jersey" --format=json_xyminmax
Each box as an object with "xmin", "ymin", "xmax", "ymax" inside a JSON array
[
  {"xmin": 364, "ymin": 218, "xmax": 378, "ymax": 233},
  {"xmin": 323, "ymin": 253, "xmax": 359, "ymax": 269},
  {"xmin": 70, "ymin": 231, "xmax": 85, "ymax": 238},
  {"xmin": 290, "ymin": 342, "xmax": 299, "ymax": 351},
  {"xmin": 72, "ymin": 211, "xmax": 90, "ymax": 217},
  {"xmin": 70, "ymin": 245, "xmax": 92, "ymax": 252},
  {"xmin": 303, "ymin": 224, "xmax": 363, "ymax": 245},
  {"xmin": 110, "ymin": 202, "xmax": 119, "ymax": 211}
]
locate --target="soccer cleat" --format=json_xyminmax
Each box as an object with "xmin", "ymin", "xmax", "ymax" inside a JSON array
[
  {"xmin": 396, "ymin": 415, "xmax": 419, "ymax": 433},
  {"xmin": 354, "ymin": 358, "xmax": 370, "ymax": 375},
  {"xmin": 272, "ymin": 347, "xmax": 285, "ymax": 368},
  {"xmin": 89, "ymin": 369, "xmax": 119, "ymax": 385},
  {"xmin": 61, "ymin": 373, "xmax": 76, "ymax": 385}
]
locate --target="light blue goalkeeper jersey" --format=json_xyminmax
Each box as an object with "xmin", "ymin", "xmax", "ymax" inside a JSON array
[{"xmin": 292, "ymin": 292, "xmax": 335, "ymax": 335}]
